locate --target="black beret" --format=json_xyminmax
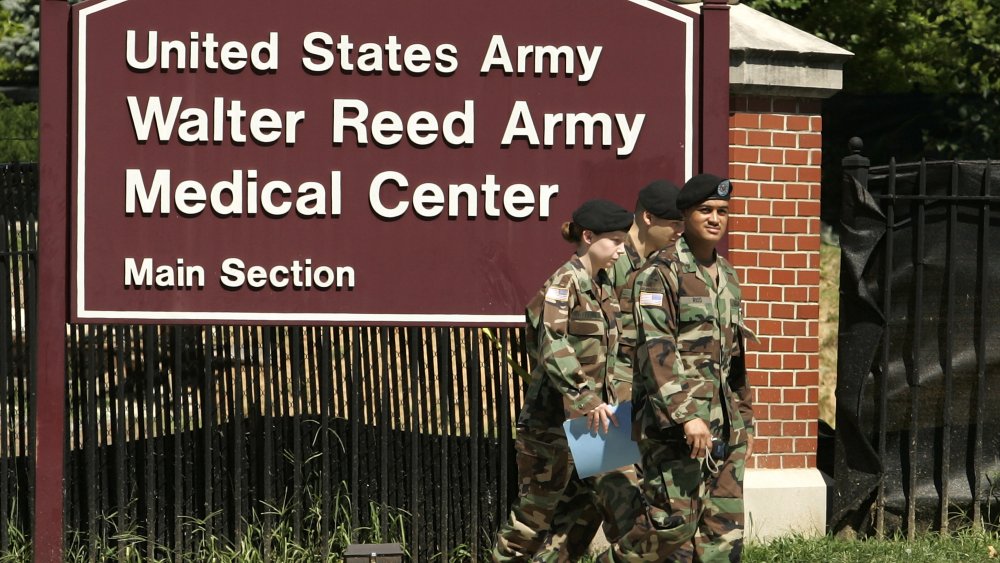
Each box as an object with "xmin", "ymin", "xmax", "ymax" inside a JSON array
[
  {"xmin": 638, "ymin": 179, "xmax": 682, "ymax": 220},
  {"xmin": 678, "ymin": 174, "xmax": 734, "ymax": 210},
  {"xmin": 572, "ymin": 199, "xmax": 633, "ymax": 233}
]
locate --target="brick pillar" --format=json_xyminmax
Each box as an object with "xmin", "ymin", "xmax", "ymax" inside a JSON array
[{"xmin": 727, "ymin": 95, "xmax": 822, "ymax": 470}]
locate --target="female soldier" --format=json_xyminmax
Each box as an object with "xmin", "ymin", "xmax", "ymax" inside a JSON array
[{"xmin": 492, "ymin": 199, "xmax": 645, "ymax": 562}]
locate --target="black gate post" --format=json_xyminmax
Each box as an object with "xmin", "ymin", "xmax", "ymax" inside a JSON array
[
  {"xmin": 831, "ymin": 137, "xmax": 885, "ymax": 534},
  {"xmin": 841, "ymin": 137, "xmax": 870, "ymax": 190}
]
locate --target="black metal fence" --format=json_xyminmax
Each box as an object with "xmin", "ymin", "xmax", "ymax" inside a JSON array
[
  {"xmin": 1, "ymin": 163, "xmax": 528, "ymax": 560},
  {"xmin": 0, "ymin": 163, "xmax": 36, "ymax": 554},
  {"xmin": 834, "ymin": 140, "xmax": 1000, "ymax": 537}
]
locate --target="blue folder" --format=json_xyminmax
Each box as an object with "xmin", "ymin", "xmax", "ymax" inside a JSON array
[{"xmin": 562, "ymin": 401, "xmax": 641, "ymax": 479}]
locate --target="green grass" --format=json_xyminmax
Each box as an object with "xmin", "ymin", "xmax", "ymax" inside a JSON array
[
  {"xmin": 573, "ymin": 529, "xmax": 1000, "ymax": 562},
  {"xmin": 0, "ymin": 481, "xmax": 426, "ymax": 563},
  {"xmin": 744, "ymin": 528, "xmax": 1000, "ymax": 562}
]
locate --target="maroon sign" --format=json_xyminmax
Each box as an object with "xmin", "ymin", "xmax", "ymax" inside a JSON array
[{"xmin": 71, "ymin": 0, "xmax": 699, "ymax": 324}]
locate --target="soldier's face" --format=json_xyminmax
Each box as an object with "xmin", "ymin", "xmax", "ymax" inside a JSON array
[
  {"xmin": 645, "ymin": 212, "xmax": 685, "ymax": 250},
  {"xmin": 684, "ymin": 200, "xmax": 729, "ymax": 244},
  {"xmin": 585, "ymin": 230, "xmax": 627, "ymax": 270}
]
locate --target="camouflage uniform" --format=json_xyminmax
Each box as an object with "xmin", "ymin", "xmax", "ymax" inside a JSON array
[
  {"xmin": 535, "ymin": 476, "xmax": 603, "ymax": 562},
  {"xmin": 493, "ymin": 256, "xmax": 645, "ymax": 563},
  {"xmin": 537, "ymin": 239, "xmax": 645, "ymax": 562},
  {"xmin": 608, "ymin": 236, "xmax": 645, "ymax": 401},
  {"xmin": 603, "ymin": 237, "xmax": 755, "ymax": 562}
]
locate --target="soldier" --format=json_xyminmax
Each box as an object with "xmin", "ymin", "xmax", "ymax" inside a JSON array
[
  {"xmin": 492, "ymin": 199, "xmax": 645, "ymax": 563},
  {"xmin": 537, "ymin": 180, "xmax": 685, "ymax": 562},
  {"xmin": 609, "ymin": 179, "xmax": 687, "ymax": 403},
  {"xmin": 602, "ymin": 174, "xmax": 756, "ymax": 562}
]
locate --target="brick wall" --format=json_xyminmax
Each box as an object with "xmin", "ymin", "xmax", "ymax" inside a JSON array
[{"xmin": 728, "ymin": 95, "xmax": 822, "ymax": 470}]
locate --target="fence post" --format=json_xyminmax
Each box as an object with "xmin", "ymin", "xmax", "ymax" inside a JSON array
[
  {"xmin": 837, "ymin": 136, "xmax": 872, "ymax": 246},
  {"xmin": 841, "ymin": 137, "xmax": 870, "ymax": 195},
  {"xmin": 830, "ymin": 135, "xmax": 884, "ymax": 532}
]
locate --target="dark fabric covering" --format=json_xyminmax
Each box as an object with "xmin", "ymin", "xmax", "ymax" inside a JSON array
[
  {"xmin": 834, "ymin": 160, "xmax": 1000, "ymax": 533},
  {"xmin": 832, "ymin": 173, "xmax": 886, "ymax": 529}
]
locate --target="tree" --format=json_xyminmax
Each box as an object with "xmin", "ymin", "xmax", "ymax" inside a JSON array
[
  {"xmin": 744, "ymin": 0, "xmax": 1000, "ymax": 158},
  {"xmin": 0, "ymin": 0, "xmax": 38, "ymax": 82},
  {"xmin": 0, "ymin": 92, "xmax": 37, "ymax": 162}
]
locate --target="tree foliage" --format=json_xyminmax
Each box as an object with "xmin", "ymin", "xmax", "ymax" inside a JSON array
[
  {"xmin": 745, "ymin": 0, "xmax": 1000, "ymax": 93},
  {"xmin": 0, "ymin": 0, "xmax": 38, "ymax": 80},
  {"xmin": 0, "ymin": 92, "xmax": 37, "ymax": 162},
  {"xmin": 745, "ymin": 0, "xmax": 1000, "ymax": 157},
  {"xmin": 0, "ymin": 0, "xmax": 38, "ymax": 164}
]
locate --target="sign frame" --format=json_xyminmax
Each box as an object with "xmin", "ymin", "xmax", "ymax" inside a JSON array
[
  {"xmin": 67, "ymin": 0, "xmax": 712, "ymax": 326},
  {"xmin": 35, "ymin": 2, "xmax": 731, "ymax": 561}
]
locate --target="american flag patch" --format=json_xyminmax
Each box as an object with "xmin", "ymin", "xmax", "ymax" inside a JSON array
[
  {"xmin": 545, "ymin": 287, "xmax": 569, "ymax": 303},
  {"xmin": 639, "ymin": 292, "xmax": 663, "ymax": 306}
]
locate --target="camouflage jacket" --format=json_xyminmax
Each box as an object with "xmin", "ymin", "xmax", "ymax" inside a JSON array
[
  {"xmin": 630, "ymin": 237, "xmax": 755, "ymax": 446},
  {"xmin": 606, "ymin": 237, "xmax": 644, "ymax": 398},
  {"xmin": 518, "ymin": 256, "xmax": 621, "ymax": 429},
  {"xmin": 609, "ymin": 236, "xmax": 643, "ymax": 291}
]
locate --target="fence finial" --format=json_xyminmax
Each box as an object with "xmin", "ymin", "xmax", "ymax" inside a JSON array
[
  {"xmin": 841, "ymin": 136, "xmax": 872, "ymax": 225},
  {"xmin": 848, "ymin": 137, "xmax": 864, "ymax": 155},
  {"xmin": 843, "ymin": 136, "xmax": 870, "ymax": 187}
]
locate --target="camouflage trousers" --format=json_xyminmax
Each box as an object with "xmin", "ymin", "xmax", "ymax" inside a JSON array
[
  {"xmin": 532, "ymin": 474, "xmax": 603, "ymax": 562},
  {"xmin": 492, "ymin": 427, "xmax": 644, "ymax": 563},
  {"xmin": 537, "ymin": 380, "xmax": 636, "ymax": 562},
  {"xmin": 599, "ymin": 439, "xmax": 746, "ymax": 562}
]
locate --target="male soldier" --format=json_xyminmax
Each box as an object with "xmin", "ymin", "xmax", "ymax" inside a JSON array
[
  {"xmin": 537, "ymin": 180, "xmax": 685, "ymax": 562},
  {"xmin": 602, "ymin": 173, "xmax": 756, "ymax": 562}
]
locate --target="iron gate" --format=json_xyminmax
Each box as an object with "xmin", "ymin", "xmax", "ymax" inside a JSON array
[{"xmin": 834, "ymin": 139, "xmax": 1000, "ymax": 537}]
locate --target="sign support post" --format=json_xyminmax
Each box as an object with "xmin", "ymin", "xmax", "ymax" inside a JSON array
[
  {"xmin": 36, "ymin": 1, "xmax": 71, "ymax": 561},
  {"xmin": 700, "ymin": 0, "xmax": 731, "ymax": 176}
]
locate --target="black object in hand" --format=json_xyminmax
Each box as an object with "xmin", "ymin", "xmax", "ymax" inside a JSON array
[{"xmin": 710, "ymin": 438, "xmax": 727, "ymax": 460}]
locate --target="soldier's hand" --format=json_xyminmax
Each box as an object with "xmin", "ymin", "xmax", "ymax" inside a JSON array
[
  {"xmin": 587, "ymin": 403, "xmax": 619, "ymax": 434},
  {"xmin": 747, "ymin": 434, "xmax": 755, "ymax": 458},
  {"xmin": 683, "ymin": 418, "xmax": 712, "ymax": 459}
]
